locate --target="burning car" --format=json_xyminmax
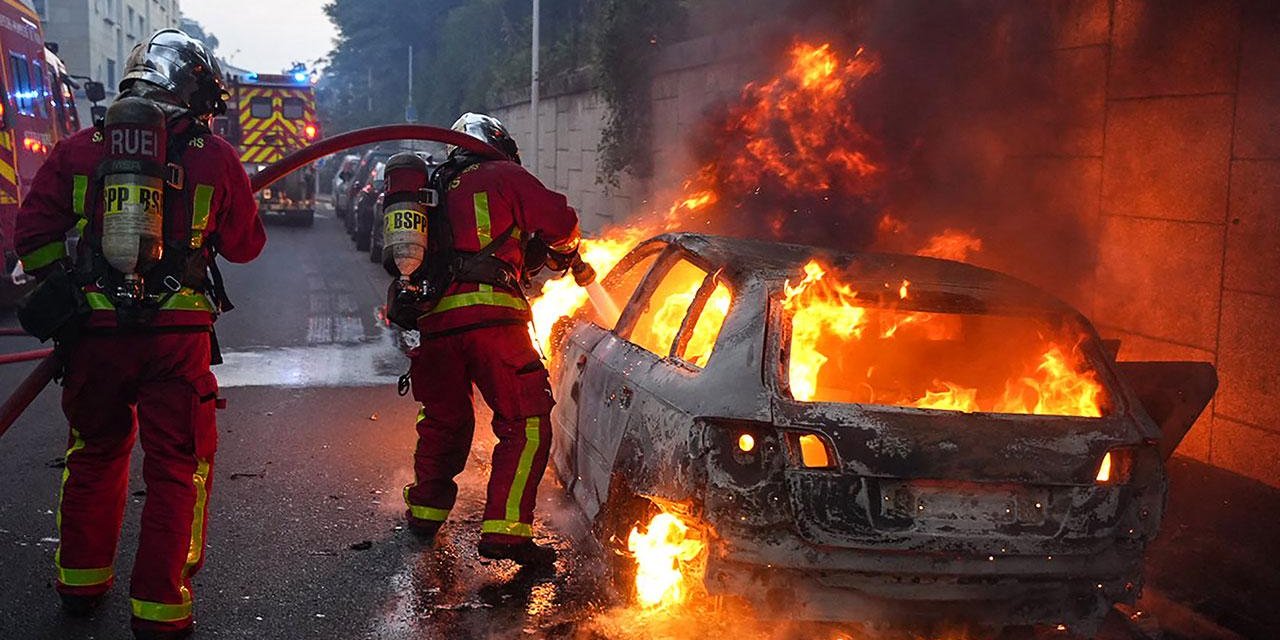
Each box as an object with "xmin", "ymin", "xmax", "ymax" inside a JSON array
[{"xmin": 546, "ymin": 232, "xmax": 1216, "ymax": 634}]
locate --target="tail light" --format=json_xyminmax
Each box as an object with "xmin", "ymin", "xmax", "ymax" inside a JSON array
[
  {"xmin": 785, "ymin": 431, "xmax": 838, "ymax": 469},
  {"xmin": 1095, "ymin": 449, "xmax": 1134, "ymax": 485}
]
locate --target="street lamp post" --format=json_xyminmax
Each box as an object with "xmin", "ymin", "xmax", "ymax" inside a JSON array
[{"xmin": 530, "ymin": 0, "xmax": 540, "ymax": 175}]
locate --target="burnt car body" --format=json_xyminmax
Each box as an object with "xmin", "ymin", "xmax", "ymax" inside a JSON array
[{"xmin": 547, "ymin": 233, "xmax": 1216, "ymax": 634}]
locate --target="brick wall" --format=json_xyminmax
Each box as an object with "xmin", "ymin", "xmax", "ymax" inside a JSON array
[{"xmin": 492, "ymin": 0, "xmax": 1280, "ymax": 488}]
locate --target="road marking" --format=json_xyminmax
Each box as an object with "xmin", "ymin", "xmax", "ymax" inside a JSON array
[{"xmin": 216, "ymin": 337, "xmax": 405, "ymax": 388}]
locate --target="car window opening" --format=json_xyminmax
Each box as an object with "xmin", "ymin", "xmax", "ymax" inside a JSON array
[
  {"xmin": 627, "ymin": 258, "xmax": 714, "ymax": 357},
  {"xmin": 675, "ymin": 279, "xmax": 731, "ymax": 368},
  {"xmin": 782, "ymin": 261, "xmax": 1108, "ymax": 418},
  {"xmin": 596, "ymin": 250, "xmax": 661, "ymax": 330}
]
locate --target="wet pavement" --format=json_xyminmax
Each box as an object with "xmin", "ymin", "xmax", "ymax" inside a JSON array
[{"xmin": 0, "ymin": 202, "xmax": 1275, "ymax": 639}]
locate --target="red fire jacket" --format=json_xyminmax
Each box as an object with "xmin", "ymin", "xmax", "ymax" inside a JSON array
[
  {"xmin": 419, "ymin": 159, "xmax": 580, "ymax": 335},
  {"xmin": 15, "ymin": 119, "xmax": 266, "ymax": 327}
]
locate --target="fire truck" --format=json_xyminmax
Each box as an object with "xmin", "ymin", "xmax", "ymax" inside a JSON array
[
  {"xmin": 0, "ymin": 0, "xmax": 86, "ymax": 305},
  {"xmin": 216, "ymin": 69, "xmax": 320, "ymax": 226}
]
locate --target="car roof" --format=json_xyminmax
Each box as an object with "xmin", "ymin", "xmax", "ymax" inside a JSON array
[{"xmin": 660, "ymin": 232, "xmax": 1077, "ymax": 316}]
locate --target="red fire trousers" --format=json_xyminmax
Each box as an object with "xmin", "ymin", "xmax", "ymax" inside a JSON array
[
  {"xmin": 403, "ymin": 323, "xmax": 554, "ymax": 544},
  {"xmin": 56, "ymin": 332, "xmax": 217, "ymax": 634}
]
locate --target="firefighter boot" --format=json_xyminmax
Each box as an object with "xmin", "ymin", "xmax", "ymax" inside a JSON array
[
  {"xmin": 405, "ymin": 511, "xmax": 443, "ymax": 544},
  {"xmin": 59, "ymin": 593, "xmax": 105, "ymax": 617},
  {"xmin": 477, "ymin": 539, "xmax": 557, "ymax": 567},
  {"xmin": 133, "ymin": 624, "xmax": 194, "ymax": 640}
]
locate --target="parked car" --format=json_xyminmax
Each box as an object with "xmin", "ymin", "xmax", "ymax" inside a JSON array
[
  {"xmin": 369, "ymin": 152, "xmax": 437, "ymax": 264},
  {"xmin": 351, "ymin": 161, "xmax": 388, "ymax": 252},
  {"xmin": 331, "ymin": 154, "xmax": 360, "ymax": 219},
  {"xmin": 344, "ymin": 148, "xmax": 393, "ymax": 239},
  {"xmin": 547, "ymin": 232, "xmax": 1216, "ymax": 635}
]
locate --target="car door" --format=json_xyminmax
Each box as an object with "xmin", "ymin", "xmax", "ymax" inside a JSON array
[
  {"xmin": 549, "ymin": 243, "xmax": 665, "ymax": 510},
  {"xmin": 575, "ymin": 250, "xmax": 730, "ymax": 517}
]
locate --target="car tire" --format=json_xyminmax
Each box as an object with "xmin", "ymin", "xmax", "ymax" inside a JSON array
[
  {"xmin": 369, "ymin": 242, "xmax": 382, "ymax": 264},
  {"xmin": 594, "ymin": 475, "xmax": 655, "ymax": 602},
  {"xmin": 296, "ymin": 211, "xmax": 315, "ymax": 227},
  {"xmin": 355, "ymin": 228, "xmax": 371, "ymax": 252}
]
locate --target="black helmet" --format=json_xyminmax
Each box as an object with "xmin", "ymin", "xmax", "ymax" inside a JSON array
[
  {"xmin": 450, "ymin": 112, "xmax": 521, "ymax": 164},
  {"xmin": 120, "ymin": 29, "xmax": 227, "ymax": 117}
]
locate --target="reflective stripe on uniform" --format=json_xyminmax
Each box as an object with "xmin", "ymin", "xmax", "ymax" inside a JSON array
[
  {"xmin": 184, "ymin": 460, "xmax": 210, "ymax": 575},
  {"xmin": 58, "ymin": 565, "xmax": 113, "ymax": 587},
  {"xmin": 190, "ymin": 185, "xmax": 215, "ymax": 249},
  {"xmin": 481, "ymin": 519, "xmax": 533, "ymax": 538},
  {"xmin": 132, "ymin": 458, "xmax": 207, "ymax": 623},
  {"xmin": 131, "ymin": 597, "xmax": 192, "ymax": 623},
  {"xmin": 402, "ymin": 487, "xmax": 451, "ymax": 522},
  {"xmin": 55, "ymin": 430, "xmax": 104, "ymax": 586},
  {"xmin": 404, "ymin": 409, "xmax": 452, "ymax": 522},
  {"xmin": 85, "ymin": 290, "xmax": 214, "ymax": 313},
  {"xmin": 20, "ymin": 241, "xmax": 67, "ymax": 271},
  {"xmin": 427, "ymin": 290, "xmax": 528, "ymax": 315},
  {"xmin": 504, "ymin": 417, "xmax": 542, "ymax": 525},
  {"xmin": 72, "ymin": 174, "xmax": 88, "ymax": 216},
  {"xmin": 473, "ymin": 192, "xmax": 491, "ymax": 247}
]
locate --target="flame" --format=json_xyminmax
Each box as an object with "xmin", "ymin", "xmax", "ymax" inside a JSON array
[
  {"xmin": 628, "ymin": 512, "xmax": 705, "ymax": 610},
  {"xmin": 529, "ymin": 227, "xmax": 654, "ymax": 353},
  {"xmin": 783, "ymin": 260, "xmax": 1105, "ymax": 417},
  {"xmin": 529, "ymin": 42, "xmax": 887, "ymax": 350},
  {"xmin": 664, "ymin": 42, "xmax": 881, "ymax": 231},
  {"xmin": 917, "ymin": 229, "xmax": 984, "ymax": 262}
]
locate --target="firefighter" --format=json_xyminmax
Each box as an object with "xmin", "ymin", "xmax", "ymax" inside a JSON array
[
  {"xmin": 396, "ymin": 113, "xmax": 582, "ymax": 566},
  {"xmin": 14, "ymin": 29, "xmax": 265, "ymax": 640}
]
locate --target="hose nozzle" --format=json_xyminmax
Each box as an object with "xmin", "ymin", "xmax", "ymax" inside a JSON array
[{"xmin": 570, "ymin": 255, "xmax": 597, "ymax": 287}]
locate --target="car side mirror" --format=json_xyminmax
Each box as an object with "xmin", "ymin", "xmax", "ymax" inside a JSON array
[
  {"xmin": 84, "ymin": 81, "xmax": 107, "ymax": 103},
  {"xmin": 90, "ymin": 104, "xmax": 107, "ymax": 124}
]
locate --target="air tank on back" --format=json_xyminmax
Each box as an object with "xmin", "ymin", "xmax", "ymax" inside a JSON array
[
  {"xmin": 100, "ymin": 97, "xmax": 168, "ymax": 290},
  {"xmin": 381, "ymin": 152, "xmax": 431, "ymax": 280}
]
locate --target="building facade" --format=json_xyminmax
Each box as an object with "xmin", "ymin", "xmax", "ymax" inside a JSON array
[{"xmin": 32, "ymin": 0, "xmax": 181, "ymax": 122}]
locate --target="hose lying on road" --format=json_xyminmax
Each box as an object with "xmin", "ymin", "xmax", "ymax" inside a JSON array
[
  {"xmin": 0, "ymin": 352, "xmax": 59, "ymax": 439},
  {"xmin": 0, "ymin": 124, "xmax": 509, "ymax": 440}
]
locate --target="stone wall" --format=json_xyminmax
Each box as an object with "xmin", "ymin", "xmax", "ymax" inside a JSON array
[{"xmin": 492, "ymin": 1, "xmax": 1280, "ymax": 488}]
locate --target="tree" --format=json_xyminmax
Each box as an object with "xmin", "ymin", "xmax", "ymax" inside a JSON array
[
  {"xmin": 318, "ymin": 0, "xmax": 597, "ymax": 135},
  {"xmin": 179, "ymin": 17, "xmax": 219, "ymax": 53}
]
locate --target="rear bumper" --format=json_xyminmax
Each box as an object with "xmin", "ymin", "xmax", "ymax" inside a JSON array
[{"xmin": 704, "ymin": 532, "xmax": 1143, "ymax": 632}]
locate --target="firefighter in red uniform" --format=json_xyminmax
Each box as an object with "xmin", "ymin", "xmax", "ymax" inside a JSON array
[
  {"xmin": 14, "ymin": 30, "xmax": 265, "ymax": 639},
  {"xmin": 398, "ymin": 113, "xmax": 582, "ymax": 566}
]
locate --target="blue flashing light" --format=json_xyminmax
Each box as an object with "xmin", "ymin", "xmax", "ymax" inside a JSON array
[
  {"xmin": 245, "ymin": 72, "xmax": 259, "ymax": 82},
  {"xmin": 294, "ymin": 71, "xmax": 308, "ymax": 83}
]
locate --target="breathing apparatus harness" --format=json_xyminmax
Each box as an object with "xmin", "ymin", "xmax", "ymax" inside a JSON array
[{"xmin": 384, "ymin": 154, "xmax": 532, "ymax": 331}]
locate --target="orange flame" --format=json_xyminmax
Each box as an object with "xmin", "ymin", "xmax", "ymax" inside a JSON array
[
  {"xmin": 917, "ymin": 229, "xmax": 984, "ymax": 262},
  {"xmin": 529, "ymin": 227, "xmax": 654, "ymax": 353},
  {"xmin": 664, "ymin": 42, "xmax": 881, "ymax": 231},
  {"xmin": 628, "ymin": 512, "xmax": 705, "ymax": 610},
  {"xmin": 783, "ymin": 260, "xmax": 1105, "ymax": 417}
]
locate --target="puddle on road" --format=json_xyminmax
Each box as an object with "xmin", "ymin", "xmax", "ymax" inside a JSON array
[{"xmin": 216, "ymin": 330, "xmax": 409, "ymax": 388}]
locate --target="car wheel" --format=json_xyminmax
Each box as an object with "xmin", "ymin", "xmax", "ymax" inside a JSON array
[
  {"xmin": 295, "ymin": 210, "xmax": 315, "ymax": 228},
  {"xmin": 355, "ymin": 228, "xmax": 371, "ymax": 251},
  {"xmin": 370, "ymin": 242, "xmax": 382, "ymax": 264},
  {"xmin": 594, "ymin": 475, "xmax": 656, "ymax": 602}
]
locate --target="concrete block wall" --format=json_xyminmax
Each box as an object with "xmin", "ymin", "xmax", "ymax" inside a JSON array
[{"xmin": 492, "ymin": 1, "xmax": 1280, "ymax": 488}]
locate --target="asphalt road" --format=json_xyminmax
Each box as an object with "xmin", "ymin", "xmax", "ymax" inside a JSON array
[
  {"xmin": 0, "ymin": 203, "xmax": 1272, "ymax": 640},
  {"xmin": 0, "ymin": 204, "xmax": 610, "ymax": 640}
]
